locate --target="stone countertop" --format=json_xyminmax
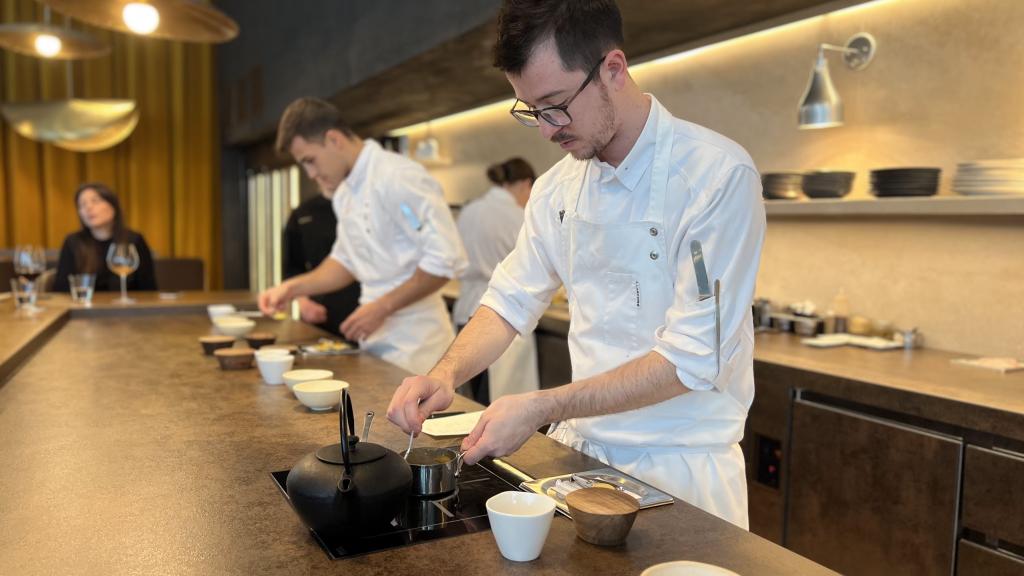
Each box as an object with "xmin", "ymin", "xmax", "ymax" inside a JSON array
[{"xmin": 0, "ymin": 303, "xmax": 832, "ymax": 575}]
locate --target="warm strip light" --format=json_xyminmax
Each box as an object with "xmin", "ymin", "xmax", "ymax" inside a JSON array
[
  {"xmin": 33, "ymin": 33, "xmax": 62, "ymax": 57},
  {"xmin": 123, "ymin": 2, "xmax": 160, "ymax": 35},
  {"xmin": 388, "ymin": 0, "xmax": 897, "ymax": 137}
]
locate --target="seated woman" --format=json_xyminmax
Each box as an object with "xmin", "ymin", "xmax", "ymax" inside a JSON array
[{"xmin": 51, "ymin": 183, "xmax": 157, "ymax": 293}]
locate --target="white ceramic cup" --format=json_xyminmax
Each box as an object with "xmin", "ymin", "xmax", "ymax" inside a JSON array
[
  {"xmin": 256, "ymin": 353, "xmax": 295, "ymax": 385},
  {"xmin": 485, "ymin": 491, "xmax": 556, "ymax": 562},
  {"xmin": 640, "ymin": 561, "xmax": 741, "ymax": 576}
]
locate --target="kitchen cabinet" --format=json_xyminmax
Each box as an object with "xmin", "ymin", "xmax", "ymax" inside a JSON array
[
  {"xmin": 962, "ymin": 445, "xmax": 1024, "ymax": 549},
  {"xmin": 957, "ymin": 540, "xmax": 1024, "ymax": 576},
  {"xmin": 536, "ymin": 330, "xmax": 572, "ymax": 390},
  {"xmin": 785, "ymin": 396, "xmax": 962, "ymax": 575}
]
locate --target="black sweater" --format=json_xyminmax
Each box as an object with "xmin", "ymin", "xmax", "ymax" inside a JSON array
[
  {"xmin": 51, "ymin": 230, "xmax": 158, "ymax": 293},
  {"xmin": 283, "ymin": 194, "xmax": 360, "ymax": 335}
]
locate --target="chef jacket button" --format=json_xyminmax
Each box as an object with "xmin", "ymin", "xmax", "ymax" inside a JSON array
[
  {"xmin": 649, "ymin": 227, "xmax": 658, "ymax": 236},
  {"xmin": 649, "ymin": 251, "xmax": 659, "ymax": 260}
]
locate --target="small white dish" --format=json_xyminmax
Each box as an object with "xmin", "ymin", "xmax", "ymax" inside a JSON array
[
  {"xmin": 256, "ymin": 353, "xmax": 295, "ymax": 385},
  {"xmin": 213, "ymin": 316, "xmax": 255, "ymax": 337},
  {"xmin": 293, "ymin": 379, "xmax": 348, "ymax": 411},
  {"xmin": 640, "ymin": 561, "xmax": 741, "ymax": 576},
  {"xmin": 486, "ymin": 491, "xmax": 556, "ymax": 562},
  {"xmin": 207, "ymin": 304, "xmax": 237, "ymax": 321},
  {"xmin": 282, "ymin": 369, "xmax": 334, "ymax": 392}
]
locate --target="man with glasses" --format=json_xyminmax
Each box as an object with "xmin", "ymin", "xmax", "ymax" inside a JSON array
[{"xmin": 388, "ymin": 0, "xmax": 765, "ymax": 529}]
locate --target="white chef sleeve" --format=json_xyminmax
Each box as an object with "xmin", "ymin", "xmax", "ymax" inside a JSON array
[
  {"xmin": 652, "ymin": 165, "xmax": 765, "ymax": 392},
  {"xmin": 478, "ymin": 191, "xmax": 562, "ymax": 335},
  {"xmin": 386, "ymin": 165, "xmax": 468, "ymax": 279}
]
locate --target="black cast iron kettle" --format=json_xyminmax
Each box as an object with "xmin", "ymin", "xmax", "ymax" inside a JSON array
[{"xmin": 286, "ymin": 389, "xmax": 412, "ymax": 536}]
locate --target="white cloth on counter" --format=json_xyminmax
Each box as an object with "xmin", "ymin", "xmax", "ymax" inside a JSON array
[
  {"xmin": 330, "ymin": 139, "xmax": 468, "ymax": 374},
  {"xmin": 454, "ymin": 186, "xmax": 539, "ymax": 399},
  {"xmin": 479, "ymin": 96, "xmax": 765, "ymax": 528}
]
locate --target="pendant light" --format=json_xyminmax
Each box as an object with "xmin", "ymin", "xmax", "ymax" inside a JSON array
[{"xmin": 38, "ymin": 0, "xmax": 239, "ymax": 43}]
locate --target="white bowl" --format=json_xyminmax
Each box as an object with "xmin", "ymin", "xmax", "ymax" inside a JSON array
[
  {"xmin": 212, "ymin": 316, "xmax": 255, "ymax": 337},
  {"xmin": 640, "ymin": 562, "xmax": 740, "ymax": 576},
  {"xmin": 256, "ymin": 353, "xmax": 295, "ymax": 385},
  {"xmin": 293, "ymin": 379, "xmax": 348, "ymax": 411},
  {"xmin": 255, "ymin": 348, "xmax": 292, "ymax": 360},
  {"xmin": 207, "ymin": 304, "xmax": 237, "ymax": 321},
  {"xmin": 282, "ymin": 369, "xmax": 334, "ymax": 392},
  {"xmin": 486, "ymin": 491, "xmax": 556, "ymax": 562}
]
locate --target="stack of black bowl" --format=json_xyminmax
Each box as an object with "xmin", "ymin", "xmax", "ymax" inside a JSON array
[
  {"xmin": 762, "ymin": 172, "xmax": 805, "ymax": 200},
  {"xmin": 802, "ymin": 171, "xmax": 855, "ymax": 199},
  {"xmin": 870, "ymin": 168, "xmax": 941, "ymax": 197}
]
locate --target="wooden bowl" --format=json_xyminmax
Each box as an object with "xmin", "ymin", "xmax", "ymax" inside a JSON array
[
  {"xmin": 214, "ymin": 347, "xmax": 255, "ymax": 370},
  {"xmin": 244, "ymin": 331, "xmax": 277, "ymax": 349},
  {"xmin": 565, "ymin": 487, "xmax": 639, "ymax": 546},
  {"xmin": 199, "ymin": 335, "xmax": 235, "ymax": 355}
]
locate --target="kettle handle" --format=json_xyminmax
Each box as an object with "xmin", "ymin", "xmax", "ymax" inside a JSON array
[{"xmin": 338, "ymin": 388, "xmax": 355, "ymax": 476}]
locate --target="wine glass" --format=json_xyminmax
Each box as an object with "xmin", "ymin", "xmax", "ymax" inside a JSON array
[
  {"xmin": 12, "ymin": 245, "xmax": 45, "ymax": 312},
  {"xmin": 13, "ymin": 245, "xmax": 45, "ymax": 282},
  {"xmin": 106, "ymin": 243, "xmax": 139, "ymax": 304}
]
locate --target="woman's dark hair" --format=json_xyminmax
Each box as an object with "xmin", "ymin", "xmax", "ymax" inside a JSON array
[
  {"xmin": 486, "ymin": 157, "xmax": 536, "ymax": 185},
  {"xmin": 493, "ymin": 0, "xmax": 624, "ymax": 74},
  {"xmin": 73, "ymin": 182, "xmax": 127, "ymax": 273}
]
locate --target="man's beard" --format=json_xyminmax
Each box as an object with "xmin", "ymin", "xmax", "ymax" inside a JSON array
[{"xmin": 567, "ymin": 87, "xmax": 616, "ymax": 161}]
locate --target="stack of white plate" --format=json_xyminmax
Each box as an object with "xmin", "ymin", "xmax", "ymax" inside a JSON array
[{"xmin": 953, "ymin": 158, "xmax": 1024, "ymax": 196}]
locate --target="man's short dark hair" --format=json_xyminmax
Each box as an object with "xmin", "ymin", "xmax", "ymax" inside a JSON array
[
  {"xmin": 493, "ymin": 0, "xmax": 624, "ymax": 75},
  {"xmin": 275, "ymin": 98, "xmax": 356, "ymax": 155}
]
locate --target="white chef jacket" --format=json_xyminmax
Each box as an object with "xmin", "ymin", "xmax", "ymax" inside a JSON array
[
  {"xmin": 454, "ymin": 186, "xmax": 540, "ymax": 399},
  {"xmin": 453, "ymin": 187, "xmax": 524, "ymax": 326},
  {"xmin": 330, "ymin": 140, "xmax": 468, "ymax": 374},
  {"xmin": 479, "ymin": 96, "xmax": 765, "ymax": 527}
]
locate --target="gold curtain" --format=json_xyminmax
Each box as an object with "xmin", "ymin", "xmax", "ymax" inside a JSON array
[{"xmin": 0, "ymin": 0, "xmax": 221, "ymax": 287}]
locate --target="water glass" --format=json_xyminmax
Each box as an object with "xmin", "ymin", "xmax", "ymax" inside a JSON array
[
  {"xmin": 69, "ymin": 274, "xmax": 96, "ymax": 304},
  {"xmin": 10, "ymin": 278, "xmax": 38, "ymax": 311}
]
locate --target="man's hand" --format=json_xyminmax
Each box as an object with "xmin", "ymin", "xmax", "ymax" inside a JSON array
[
  {"xmin": 297, "ymin": 296, "xmax": 328, "ymax": 324},
  {"xmin": 387, "ymin": 375, "xmax": 455, "ymax": 435},
  {"xmin": 258, "ymin": 283, "xmax": 292, "ymax": 316},
  {"xmin": 339, "ymin": 299, "xmax": 391, "ymax": 341},
  {"xmin": 460, "ymin": 392, "xmax": 550, "ymax": 465}
]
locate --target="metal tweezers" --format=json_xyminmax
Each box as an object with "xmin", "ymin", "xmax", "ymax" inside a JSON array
[{"xmin": 690, "ymin": 241, "xmax": 721, "ymax": 378}]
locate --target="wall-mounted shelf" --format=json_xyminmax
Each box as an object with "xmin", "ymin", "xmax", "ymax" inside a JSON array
[{"xmin": 765, "ymin": 196, "xmax": 1024, "ymax": 217}]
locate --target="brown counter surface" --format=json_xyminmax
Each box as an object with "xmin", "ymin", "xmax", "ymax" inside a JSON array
[
  {"xmin": 0, "ymin": 291, "xmax": 256, "ymax": 384},
  {"xmin": 0, "ymin": 306, "xmax": 833, "ymax": 575},
  {"xmin": 754, "ymin": 332, "xmax": 1024, "ymax": 441}
]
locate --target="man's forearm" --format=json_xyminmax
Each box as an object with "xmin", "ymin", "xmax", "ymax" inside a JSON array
[
  {"xmin": 429, "ymin": 305, "xmax": 517, "ymax": 389},
  {"xmin": 533, "ymin": 351, "xmax": 688, "ymax": 423},
  {"xmin": 285, "ymin": 258, "xmax": 355, "ymax": 298},
  {"xmin": 375, "ymin": 268, "xmax": 449, "ymax": 316}
]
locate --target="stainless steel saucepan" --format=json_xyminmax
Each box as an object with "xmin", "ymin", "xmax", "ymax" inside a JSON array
[{"xmin": 406, "ymin": 447, "xmax": 465, "ymax": 497}]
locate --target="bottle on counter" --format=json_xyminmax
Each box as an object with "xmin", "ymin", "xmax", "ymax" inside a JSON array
[{"xmin": 830, "ymin": 288, "xmax": 849, "ymax": 334}]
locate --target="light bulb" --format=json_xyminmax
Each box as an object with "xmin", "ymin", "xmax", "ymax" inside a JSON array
[
  {"xmin": 34, "ymin": 33, "xmax": 62, "ymax": 57},
  {"xmin": 122, "ymin": 2, "xmax": 160, "ymax": 35}
]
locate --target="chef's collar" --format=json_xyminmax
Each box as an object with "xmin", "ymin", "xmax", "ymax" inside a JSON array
[
  {"xmin": 343, "ymin": 138, "xmax": 377, "ymax": 193},
  {"xmin": 592, "ymin": 95, "xmax": 658, "ymax": 193}
]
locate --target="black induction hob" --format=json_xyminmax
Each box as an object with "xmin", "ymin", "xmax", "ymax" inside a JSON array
[{"xmin": 271, "ymin": 459, "xmax": 520, "ymax": 560}]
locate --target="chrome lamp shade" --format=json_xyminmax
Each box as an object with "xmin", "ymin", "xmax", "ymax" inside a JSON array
[{"xmin": 798, "ymin": 52, "xmax": 844, "ymax": 130}]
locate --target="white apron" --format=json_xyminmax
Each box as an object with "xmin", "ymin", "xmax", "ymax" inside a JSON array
[{"xmin": 548, "ymin": 109, "xmax": 750, "ymax": 528}]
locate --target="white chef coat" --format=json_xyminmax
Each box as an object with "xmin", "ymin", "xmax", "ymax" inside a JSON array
[
  {"xmin": 330, "ymin": 140, "xmax": 468, "ymax": 374},
  {"xmin": 454, "ymin": 186, "xmax": 540, "ymax": 400},
  {"xmin": 479, "ymin": 96, "xmax": 765, "ymax": 528}
]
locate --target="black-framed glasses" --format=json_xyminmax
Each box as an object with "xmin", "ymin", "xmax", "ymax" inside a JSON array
[{"xmin": 509, "ymin": 55, "xmax": 606, "ymax": 128}]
